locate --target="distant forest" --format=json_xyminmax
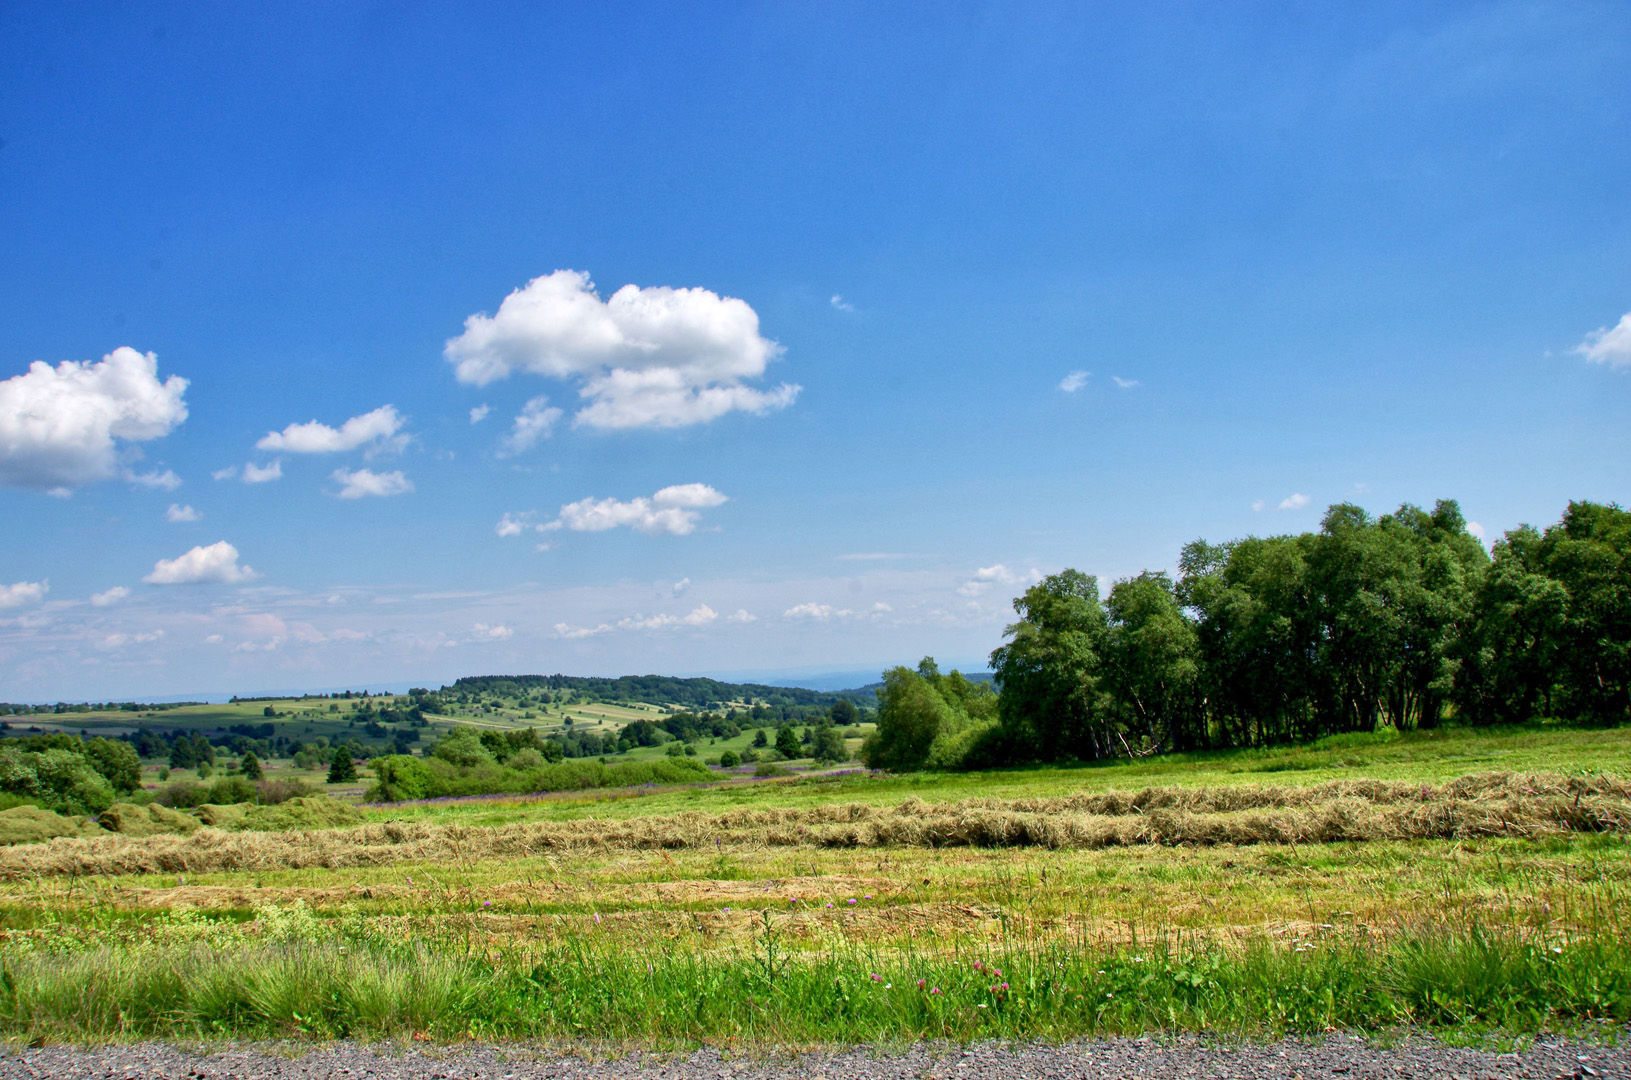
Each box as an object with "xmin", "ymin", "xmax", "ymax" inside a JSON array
[{"xmin": 443, "ymin": 674, "xmax": 874, "ymax": 709}]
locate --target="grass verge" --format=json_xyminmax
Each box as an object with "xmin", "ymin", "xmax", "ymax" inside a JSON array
[{"xmin": 1, "ymin": 913, "xmax": 1627, "ymax": 1043}]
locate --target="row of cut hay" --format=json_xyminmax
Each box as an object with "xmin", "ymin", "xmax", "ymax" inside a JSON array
[{"xmin": 3, "ymin": 771, "xmax": 1626, "ymax": 879}]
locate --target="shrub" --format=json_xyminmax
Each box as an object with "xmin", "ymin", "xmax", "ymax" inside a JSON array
[
  {"xmin": 753, "ymin": 761, "xmax": 792, "ymax": 778},
  {"xmin": 256, "ymin": 778, "xmax": 316, "ymax": 805},
  {"xmin": 719, "ymin": 750, "xmax": 740, "ymax": 768}
]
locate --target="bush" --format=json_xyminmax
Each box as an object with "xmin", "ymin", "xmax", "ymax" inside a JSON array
[
  {"xmin": 718, "ymin": 750, "xmax": 740, "ymax": 768},
  {"xmin": 256, "ymin": 778, "xmax": 316, "ymax": 804},
  {"xmin": 753, "ymin": 761, "xmax": 792, "ymax": 778},
  {"xmin": 665, "ymin": 742, "xmax": 686, "ymax": 757}
]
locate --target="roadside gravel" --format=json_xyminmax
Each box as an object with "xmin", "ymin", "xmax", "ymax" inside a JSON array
[{"xmin": 1, "ymin": 1034, "xmax": 1625, "ymax": 1080}]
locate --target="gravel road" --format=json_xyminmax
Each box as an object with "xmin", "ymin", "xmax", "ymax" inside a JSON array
[{"xmin": 1, "ymin": 1035, "xmax": 1625, "ymax": 1080}]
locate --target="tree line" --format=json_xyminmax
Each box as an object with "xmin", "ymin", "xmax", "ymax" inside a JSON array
[{"xmin": 863, "ymin": 499, "xmax": 1630, "ymax": 770}]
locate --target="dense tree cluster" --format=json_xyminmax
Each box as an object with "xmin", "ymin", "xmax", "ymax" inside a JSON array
[
  {"xmin": 0, "ymin": 733, "xmax": 143, "ymax": 814},
  {"xmin": 867, "ymin": 499, "xmax": 1629, "ymax": 771},
  {"xmin": 444, "ymin": 673, "xmax": 870, "ymax": 711}
]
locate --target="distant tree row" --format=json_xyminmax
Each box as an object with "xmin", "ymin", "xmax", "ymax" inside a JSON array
[{"xmin": 865, "ymin": 499, "xmax": 1630, "ymax": 770}]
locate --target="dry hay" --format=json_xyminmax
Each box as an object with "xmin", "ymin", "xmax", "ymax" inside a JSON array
[
  {"xmin": 2, "ymin": 771, "xmax": 1625, "ymax": 880},
  {"xmin": 0, "ymin": 806, "xmax": 103, "ymax": 846}
]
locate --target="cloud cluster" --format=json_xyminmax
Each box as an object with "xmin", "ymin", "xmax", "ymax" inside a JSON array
[
  {"xmin": 0, "ymin": 581, "xmax": 48, "ymax": 609},
  {"xmin": 0, "ymin": 347, "xmax": 188, "ymax": 490},
  {"xmin": 1059, "ymin": 370, "xmax": 1090, "ymax": 393},
  {"xmin": 257, "ymin": 405, "xmax": 405, "ymax": 454},
  {"xmin": 166, "ymin": 503, "xmax": 202, "ymax": 522},
  {"xmin": 509, "ymin": 483, "xmax": 729, "ymax": 538},
  {"xmin": 782, "ymin": 601, "xmax": 892, "ymax": 620},
  {"xmin": 445, "ymin": 270, "xmax": 799, "ymax": 429},
  {"xmin": 143, "ymin": 541, "xmax": 256, "ymax": 585},
  {"xmin": 554, "ymin": 604, "xmax": 718, "ymax": 639},
  {"xmin": 331, "ymin": 467, "xmax": 413, "ymax": 499},
  {"xmin": 1576, "ymin": 312, "xmax": 1631, "ymax": 370},
  {"xmin": 471, "ymin": 623, "xmax": 513, "ymax": 641}
]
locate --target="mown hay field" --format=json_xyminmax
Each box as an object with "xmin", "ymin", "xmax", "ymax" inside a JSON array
[{"xmin": 2, "ymin": 723, "xmax": 1630, "ymax": 1044}]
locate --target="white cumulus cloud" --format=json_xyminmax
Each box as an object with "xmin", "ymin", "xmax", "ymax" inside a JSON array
[
  {"xmin": 549, "ymin": 483, "xmax": 727, "ymax": 536},
  {"xmin": 166, "ymin": 503, "xmax": 202, "ymax": 522},
  {"xmin": 471, "ymin": 623, "xmax": 514, "ymax": 641},
  {"xmin": 499, "ymin": 396, "xmax": 563, "ymax": 456},
  {"xmin": 331, "ymin": 467, "xmax": 412, "ymax": 499},
  {"xmin": 1278, "ymin": 493, "xmax": 1311, "ymax": 510},
  {"xmin": 469, "ymin": 404, "xmax": 491, "ymax": 424},
  {"xmin": 1059, "ymin": 370, "xmax": 1090, "ymax": 393},
  {"xmin": 242, "ymin": 460, "xmax": 282, "ymax": 484},
  {"xmin": 90, "ymin": 585, "xmax": 130, "ymax": 607},
  {"xmin": 726, "ymin": 609, "xmax": 757, "ymax": 623},
  {"xmin": 257, "ymin": 405, "xmax": 405, "ymax": 454},
  {"xmin": 0, "ymin": 581, "xmax": 48, "ymax": 609},
  {"xmin": 445, "ymin": 270, "xmax": 799, "ymax": 430},
  {"xmin": 143, "ymin": 541, "xmax": 256, "ymax": 585},
  {"xmin": 0, "ymin": 347, "xmax": 188, "ymax": 490},
  {"xmin": 1576, "ymin": 312, "xmax": 1631, "ymax": 370}
]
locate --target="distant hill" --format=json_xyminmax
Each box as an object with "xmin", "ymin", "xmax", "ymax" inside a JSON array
[{"xmin": 443, "ymin": 674, "xmax": 875, "ymax": 708}]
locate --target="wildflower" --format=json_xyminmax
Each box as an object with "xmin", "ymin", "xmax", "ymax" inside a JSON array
[
  {"xmin": 847, "ymin": 898, "xmax": 857, "ymax": 904},
  {"xmin": 977, "ymin": 1003, "xmax": 987, "ymax": 1008},
  {"xmin": 973, "ymin": 961, "xmax": 983, "ymax": 971},
  {"xmin": 723, "ymin": 907, "xmax": 730, "ymax": 913},
  {"xmin": 594, "ymin": 913, "xmax": 601, "ymax": 925},
  {"xmin": 916, "ymin": 979, "xmax": 926, "ymax": 989},
  {"xmin": 930, "ymin": 987, "xmax": 942, "ymax": 995},
  {"xmin": 483, "ymin": 901, "xmax": 492, "ymax": 907},
  {"xmin": 826, "ymin": 902, "xmax": 834, "ymax": 908},
  {"xmin": 864, "ymin": 894, "xmax": 873, "ymax": 899},
  {"xmin": 993, "ymin": 968, "xmax": 1003, "ymax": 978},
  {"xmin": 870, "ymin": 973, "xmax": 882, "ymax": 982}
]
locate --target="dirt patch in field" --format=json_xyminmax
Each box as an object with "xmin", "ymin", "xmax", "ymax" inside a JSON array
[{"xmin": 2, "ymin": 771, "xmax": 1625, "ymax": 880}]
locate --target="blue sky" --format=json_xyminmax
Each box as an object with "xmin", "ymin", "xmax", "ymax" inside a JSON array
[{"xmin": 1, "ymin": 2, "xmax": 1628, "ymax": 700}]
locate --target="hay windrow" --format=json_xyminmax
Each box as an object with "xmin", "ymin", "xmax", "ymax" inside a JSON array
[{"xmin": 2, "ymin": 770, "xmax": 1626, "ymax": 879}]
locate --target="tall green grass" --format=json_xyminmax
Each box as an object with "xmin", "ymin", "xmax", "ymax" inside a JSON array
[{"xmin": 2, "ymin": 911, "xmax": 1627, "ymax": 1043}]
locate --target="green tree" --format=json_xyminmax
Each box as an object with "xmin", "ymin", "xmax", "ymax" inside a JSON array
[
  {"xmin": 859, "ymin": 662, "xmax": 959, "ymax": 771},
  {"xmin": 719, "ymin": 749, "xmax": 741, "ymax": 768},
  {"xmin": 239, "ymin": 751, "xmax": 263, "ymax": 780},
  {"xmin": 829, "ymin": 699, "xmax": 859, "ymax": 726},
  {"xmin": 1103, "ymin": 572, "xmax": 1202, "ymax": 751},
  {"xmin": 82, "ymin": 737, "xmax": 143, "ymax": 794},
  {"xmin": 811, "ymin": 723, "xmax": 848, "ymax": 763},
  {"xmin": 774, "ymin": 725, "xmax": 802, "ymax": 759},
  {"xmin": 752, "ymin": 729, "xmax": 768, "ymax": 748},
  {"xmin": 990, "ymin": 571, "xmax": 1115, "ymax": 761},
  {"xmin": 327, "ymin": 745, "xmax": 357, "ymax": 784}
]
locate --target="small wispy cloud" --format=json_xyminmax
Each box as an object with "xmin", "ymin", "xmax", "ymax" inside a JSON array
[
  {"xmin": 166, "ymin": 503, "xmax": 202, "ymax": 523},
  {"xmin": 1278, "ymin": 493, "xmax": 1311, "ymax": 510},
  {"xmin": 1059, "ymin": 370, "xmax": 1090, "ymax": 393},
  {"xmin": 331, "ymin": 468, "xmax": 412, "ymax": 499},
  {"xmin": 90, "ymin": 585, "xmax": 130, "ymax": 607},
  {"xmin": 469, "ymin": 404, "xmax": 491, "ymax": 424},
  {"xmin": 1111, "ymin": 376, "xmax": 1141, "ymax": 389},
  {"xmin": 241, "ymin": 460, "xmax": 282, "ymax": 484},
  {"xmin": 124, "ymin": 468, "xmax": 182, "ymax": 490},
  {"xmin": 1575, "ymin": 312, "xmax": 1631, "ymax": 370},
  {"xmin": 830, "ymin": 294, "xmax": 855, "ymax": 313}
]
